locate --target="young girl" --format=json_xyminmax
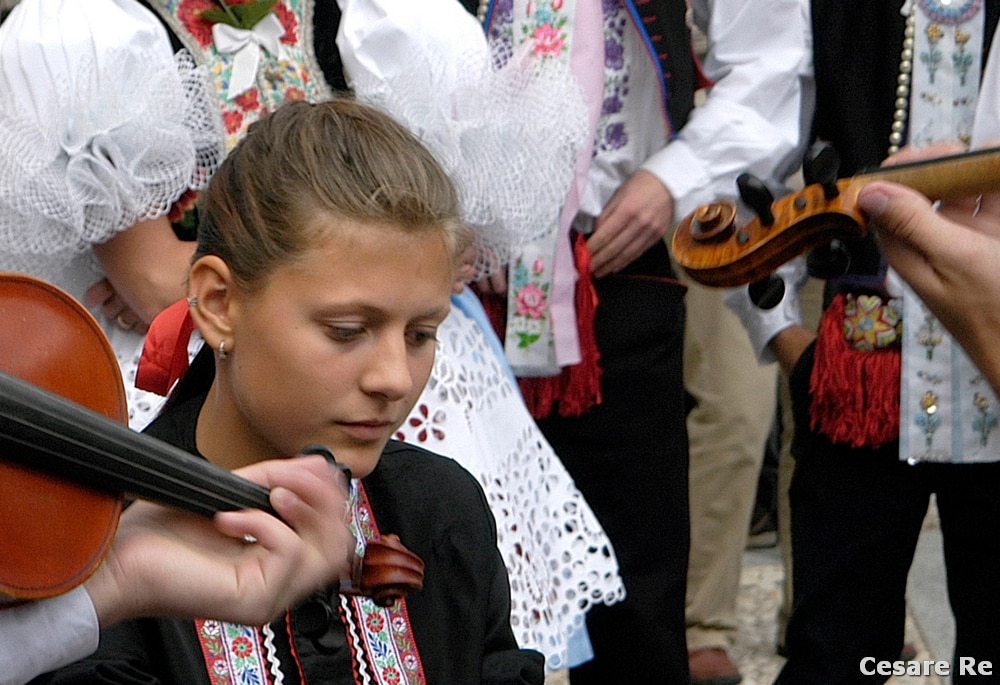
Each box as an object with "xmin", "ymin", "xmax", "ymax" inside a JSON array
[{"xmin": 37, "ymin": 99, "xmax": 544, "ymax": 685}]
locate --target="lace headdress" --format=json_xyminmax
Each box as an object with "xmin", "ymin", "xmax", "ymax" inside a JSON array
[
  {"xmin": 0, "ymin": 0, "xmax": 224, "ymax": 274},
  {"xmin": 336, "ymin": 0, "xmax": 590, "ymax": 280}
]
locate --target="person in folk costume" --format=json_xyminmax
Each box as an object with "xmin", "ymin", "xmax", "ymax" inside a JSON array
[
  {"xmin": 0, "ymin": 0, "xmax": 225, "ymax": 430},
  {"xmin": 459, "ymin": 0, "xmax": 812, "ymax": 682},
  {"xmin": 725, "ymin": 1, "xmax": 1000, "ymax": 681},
  {"xmin": 95, "ymin": 0, "xmax": 620, "ymax": 672},
  {"xmin": 34, "ymin": 96, "xmax": 547, "ymax": 685}
]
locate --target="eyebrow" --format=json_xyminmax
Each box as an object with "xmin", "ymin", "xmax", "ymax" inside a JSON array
[{"xmin": 315, "ymin": 301, "xmax": 451, "ymax": 322}]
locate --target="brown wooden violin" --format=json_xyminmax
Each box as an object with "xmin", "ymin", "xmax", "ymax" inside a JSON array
[
  {"xmin": 671, "ymin": 142, "xmax": 1000, "ymax": 288},
  {"xmin": 0, "ymin": 273, "xmax": 422, "ymax": 604}
]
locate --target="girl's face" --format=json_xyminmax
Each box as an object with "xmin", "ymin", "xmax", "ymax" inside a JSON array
[{"xmin": 201, "ymin": 217, "xmax": 453, "ymax": 478}]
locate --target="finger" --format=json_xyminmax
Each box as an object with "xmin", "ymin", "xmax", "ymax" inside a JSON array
[
  {"xmin": 859, "ymin": 181, "xmax": 942, "ymax": 252},
  {"xmin": 489, "ymin": 269, "xmax": 507, "ymax": 293},
  {"xmin": 84, "ymin": 278, "xmax": 115, "ymax": 307},
  {"xmin": 858, "ymin": 182, "xmax": 950, "ymax": 301}
]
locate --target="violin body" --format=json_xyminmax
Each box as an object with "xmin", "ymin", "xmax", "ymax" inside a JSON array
[
  {"xmin": 672, "ymin": 145, "xmax": 1000, "ymax": 288},
  {"xmin": 0, "ymin": 273, "xmax": 126, "ymax": 600}
]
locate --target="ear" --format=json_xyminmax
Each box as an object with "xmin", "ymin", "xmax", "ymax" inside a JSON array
[{"xmin": 188, "ymin": 255, "xmax": 235, "ymax": 350}]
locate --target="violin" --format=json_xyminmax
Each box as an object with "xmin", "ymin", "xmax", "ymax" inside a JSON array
[
  {"xmin": 671, "ymin": 142, "xmax": 1000, "ymax": 288},
  {"xmin": 0, "ymin": 273, "xmax": 422, "ymax": 607}
]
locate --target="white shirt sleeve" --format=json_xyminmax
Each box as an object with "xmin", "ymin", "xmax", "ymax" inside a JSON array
[
  {"xmin": 0, "ymin": 587, "xmax": 100, "ymax": 685},
  {"xmin": 642, "ymin": 0, "xmax": 815, "ymax": 221}
]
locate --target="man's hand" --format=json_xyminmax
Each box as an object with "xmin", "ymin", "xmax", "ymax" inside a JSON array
[
  {"xmin": 859, "ymin": 177, "xmax": 1000, "ymax": 397},
  {"xmin": 588, "ymin": 170, "xmax": 675, "ymax": 278}
]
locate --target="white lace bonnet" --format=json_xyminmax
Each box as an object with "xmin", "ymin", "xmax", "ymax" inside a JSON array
[
  {"xmin": 336, "ymin": 0, "xmax": 590, "ymax": 279},
  {"xmin": 0, "ymin": 0, "xmax": 223, "ymax": 258}
]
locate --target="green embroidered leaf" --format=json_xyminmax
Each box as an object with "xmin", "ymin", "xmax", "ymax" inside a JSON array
[
  {"xmin": 198, "ymin": 7, "xmax": 239, "ymax": 27},
  {"xmin": 233, "ymin": 0, "xmax": 278, "ymax": 29},
  {"xmin": 199, "ymin": 0, "xmax": 277, "ymax": 30},
  {"xmin": 517, "ymin": 332, "xmax": 541, "ymax": 348}
]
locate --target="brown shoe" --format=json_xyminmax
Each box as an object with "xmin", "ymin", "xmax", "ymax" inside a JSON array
[{"xmin": 688, "ymin": 648, "xmax": 743, "ymax": 685}]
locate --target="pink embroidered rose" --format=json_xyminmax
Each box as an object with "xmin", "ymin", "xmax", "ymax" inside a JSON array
[
  {"xmin": 532, "ymin": 24, "xmax": 564, "ymax": 58},
  {"xmin": 552, "ymin": 0, "xmax": 564, "ymax": 8},
  {"xmin": 515, "ymin": 284, "xmax": 547, "ymax": 319},
  {"xmin": 532, "ymin": 257, "xmax": 545, "ymax": 274}
]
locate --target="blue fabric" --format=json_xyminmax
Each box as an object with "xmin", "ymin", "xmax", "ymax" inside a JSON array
[{"xmin": 451, "ymin": 288, "xmax": 517, "ymax": 385}]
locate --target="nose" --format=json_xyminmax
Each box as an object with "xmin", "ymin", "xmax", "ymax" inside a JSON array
[{"xmin": 361, "ymin": 333, "xmax": 414, "ymax": 401}]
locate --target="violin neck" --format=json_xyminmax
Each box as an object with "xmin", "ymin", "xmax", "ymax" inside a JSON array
[
  {"xmin": 0, "ymin": 371, "xmax": 275, "ymax": 518},
  {"xmin": 858, "ymin": 146, "xmax": 1000, "ymax": 200}
]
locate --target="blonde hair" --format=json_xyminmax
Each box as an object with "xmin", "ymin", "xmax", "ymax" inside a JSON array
[{"xmin": 195, "ymin": 98, "xmax": 470, "ymax": 291}]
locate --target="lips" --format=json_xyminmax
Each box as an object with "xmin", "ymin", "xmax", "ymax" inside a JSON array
[{"xmin": 338, "ymin": 420, "xmax": 395, "ymax": 442}]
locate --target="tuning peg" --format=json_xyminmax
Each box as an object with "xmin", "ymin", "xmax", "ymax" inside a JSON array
[
  {"xmin": 737, "ymin": 173, "xmax": 775, "ymax": 226},
  {"xmin": 806, "ymin": 239, "xmax": 851, "ymax": 279},
  {"xmin": 748, "ymin": 274, "xmax": 785, "ymax": 309},
  {"xmin": 803, "ymin": 141, "xmax": 841, "ymax": 199}
]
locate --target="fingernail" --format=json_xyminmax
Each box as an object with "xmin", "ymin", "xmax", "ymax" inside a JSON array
[{"xmin": 857, "ymin": 186, "xmax": 889, "ymax": 217}]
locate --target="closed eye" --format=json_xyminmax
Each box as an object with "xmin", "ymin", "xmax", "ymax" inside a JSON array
[
  {"xmin": 325, "ymin": 326, "xmax": 366, "ymax": 343},
  {"xmin": 406, "ymin": 328, "xmax": 439, "ymax": 347}
]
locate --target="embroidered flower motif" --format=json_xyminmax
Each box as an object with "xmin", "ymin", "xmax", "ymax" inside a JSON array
[
  {"xmin": 223, "ymin": 109, "xmax": 246, "ymax": 136},
  {"xmin": 605, "ymin": 35, "xmax": 625, "ymax": 70},
  {"xmin": 518, "ymin": 1, "xmax": 568, "ymax": 59},
  {"xmin": 382, "ymin": 666, "xmax": 402, "ymax": 685},
  {"xmin": 230, "ymin": 636, "xmax": 254, "ymax": 658},
  {"xmin": 396, "ymin": 403, "xmax": 446, "ymax": 443},
  {"xmin": 532, "ymin": 23, "xmax": 565, "ymax": 57},
  {"xmin": 515, "ymin": 283, "xmax": 548, "ymax": 320},
  {"xmin": 366, "ymin": 612, "xmax": 386, "ymax": 633},
  {"xmin": 842, "ymin": 294, "xmax": 902, "ymax": 351},
  {"xmin": 233, "ymin": 89, "xmax": 261, "ymax": 111},
  {"xmin": 915, "ymin": 390, "xmax": 941, "ymax": 448},
  {"xmin": 972, "ymin": 391, "xmax": 997, "ymax": 446},
  {"xmin": 601, "ymin": 121, "xmax": 628, "ymax": 150},
  {"xmin": 210, "ymin": 659, "xmax": 230, "ymax": 677},
  {"xmin": 201, "ymin": 620, "xmax": 223, "ymax": 637},
  {"xmin": 177, "ymin": 0, "xmax": 219, "ymax": 47}
]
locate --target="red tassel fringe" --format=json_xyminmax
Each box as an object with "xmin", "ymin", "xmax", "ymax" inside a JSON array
[{"xmin": 809, "ymin": 293, "xmax": 900, "ymax": 449}]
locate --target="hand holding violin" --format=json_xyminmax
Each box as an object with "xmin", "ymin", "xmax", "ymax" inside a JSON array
[
  {"xmin": 85, "ymin": 454, "xmax": 356, "ymax": 628},
  {"xmin": 859, "ymin": 173, "xmax": 1000, "ymax": 399}
]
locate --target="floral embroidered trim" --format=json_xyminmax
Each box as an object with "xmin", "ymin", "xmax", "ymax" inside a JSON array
[
  {"xmin": 195, "ymin": 619, "xmax": 270, "ymax": 685},
  {"xmin": 147, "ymin": 0, "xmax": 330, "ymax": 149},
  {"xmin": 341, "ymin": 484, "xmax": 428, "ymax": 685},
  {"xmin": 508, "ymin": 253, "xmax": 551, "ymax": 350}
]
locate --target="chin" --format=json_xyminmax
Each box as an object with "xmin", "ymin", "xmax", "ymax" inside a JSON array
[{"xmin": 334, "ymin": 444, "xmax": 388, "ymax": 480}]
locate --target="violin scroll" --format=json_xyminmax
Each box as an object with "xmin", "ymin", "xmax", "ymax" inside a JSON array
[
  {"xmin": 671, "ymin": 143, "xmax": 1000, "ymax": 288},
  {"xmin": 672, "ymin": 178, "xmax": 868, "ymax": 288},
  {"xmin": 343, "ymin": 533, "xmax": 425, "ymax": 607}
]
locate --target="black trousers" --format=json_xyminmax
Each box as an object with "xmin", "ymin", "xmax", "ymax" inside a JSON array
[
  {"xmin": 537, "ymin": 243, "xmax": 691, "ymax": 684},
  {"xmin": 777, "ymin": 343, "xmax": 1000, "ymax": 685}
]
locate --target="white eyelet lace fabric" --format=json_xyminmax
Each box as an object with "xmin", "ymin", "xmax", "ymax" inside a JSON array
[{"xmin": 394, "ymin": 300, "xmax": 625, "ymax": 670}]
